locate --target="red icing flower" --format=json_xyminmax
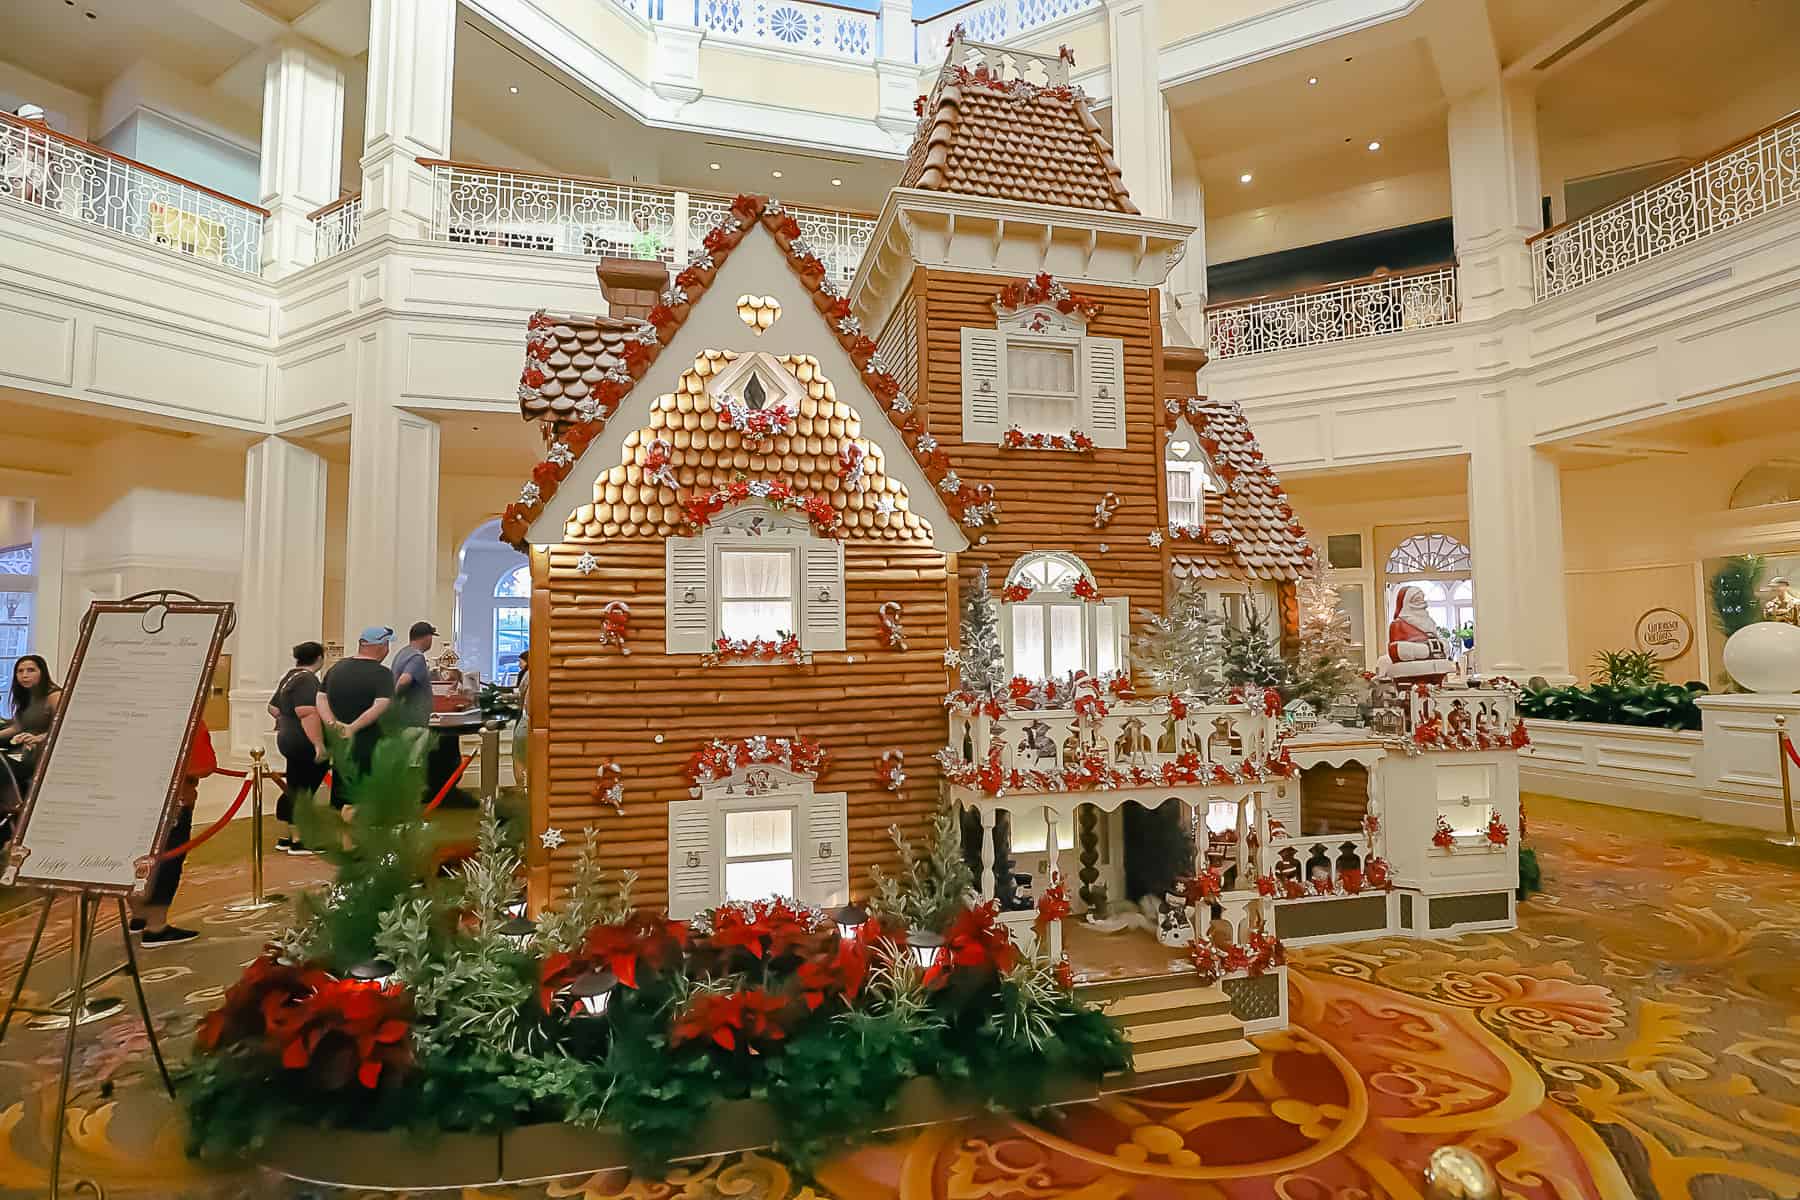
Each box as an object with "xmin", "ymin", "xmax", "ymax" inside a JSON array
[
  {"xmin": 1002, "ymin": 583, "xmax": 1033, "ymax": 603},
  {"xmin": 531, "ymin": 461, "xmax": 561, "ymax": 488},
  {"xmin": 703, "ymin": 225, "xmax": 735, "ymax": 255},
  {"xmin": 522, "ymin": 366, "xmax": 547, "ymax": 390},
  {"xmin": 1034, "ymin": 878, "xmax": 1071, "ymax": 932},
  {"xmin": 1070, "ymin": 576, "xmax": 1104, "ymax": 602}
]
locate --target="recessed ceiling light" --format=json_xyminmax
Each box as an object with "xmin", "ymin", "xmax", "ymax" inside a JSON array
[
  {"xmin": 1367, "ymin": 140, "xmax": 1381, "ymax": 151},
  {"xmin": 509, "ymin": 85, "xmax": 519, "ymax": 94},
  {"xmin": 771, "ymin": 169, "xmax": 783, "ymax": 178},
  {"xmin": 709, "ymin": 162, "xmax": 721, "ymax": 170},
  {"xmin": 830, "ymin": 178, "xmax": 842, "ymax": 186},
  {"xmin": 1307, "ymin": 76, "xmax": 1318, "ymax": 85},
  {"xmin": 1239, "ymin": 172, "xmax": 1253, "ymax": 184}
]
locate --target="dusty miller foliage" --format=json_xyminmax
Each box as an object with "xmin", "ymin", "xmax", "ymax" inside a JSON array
[
  {"xmin": 1286, "ymin": 558, "xmax": 1362, "ymax": 708},
  {"xmin": 535, "ymin": 828, "xmax": 636, "ymax": 956},
  {"xmin": 1132, "ymin": 583, "xmax": 1226, "ymax": 695},
  {"xmin": 867, "ymin": 805, "xmax": 974, "ymax": 933},
  {"xmin": 959, "ymin": 564, "xmax": 1006, "ymax": 695}
]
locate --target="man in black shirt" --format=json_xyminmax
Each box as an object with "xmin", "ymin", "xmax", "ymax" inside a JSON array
[{"xmin": 317, "ymin": 625, "xmax": 396, "ymax": 810}]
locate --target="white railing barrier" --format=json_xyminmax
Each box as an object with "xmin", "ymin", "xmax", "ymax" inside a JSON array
[
  {"xmin": 0, "ymin": 110, "xmax": 266, "ymax": 276},
  {"xmin": 309, "ymin": 193, "xmax": 361, "ymax": 263},
  {"xmin": 916, "ymin": 0, "xmax": 1102, "ymax": 63},
  {"xmin": 1531, "ymin": 111, "xmax": 1800, "ymax": 300},
  {"xmin": 1205, "ymin": 265, "xmax": 1458, "ymax": 359},
  {"xmin": 695, "ymin": 0, "xmax": 878, "ymax": 60},
  {"xmin": 421, "ymin": 159, "xmax": 874, "ymax": 289}
]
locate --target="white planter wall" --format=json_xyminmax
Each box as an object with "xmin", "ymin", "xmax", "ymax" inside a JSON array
[{"xmin": 1520, "ymin": 718, "xmax": 1704, "ymax": 817}]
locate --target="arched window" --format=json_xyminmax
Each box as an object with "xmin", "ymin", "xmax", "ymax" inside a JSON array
[
  {"xmin": 0, "ymin": 540, "xmax": 36, "ymax": 720},
  {"xmin": 1002, "ymin": 551, "xmax": 1127, "ymax": 681},
  {"xmin": 1384, "ymin": 533, "xmax": 1473, "ymax": 642},
  {"xmin": 454, "ymin": 519, "xmax": 530, "ymax": 685},
  {"xmin": 1729, "ymin": 460, "xmax": 1800, "ymax": 509},
  {"xmin": 1385, "ymin": 533, "xmax": 1471, "ymax": 576}
]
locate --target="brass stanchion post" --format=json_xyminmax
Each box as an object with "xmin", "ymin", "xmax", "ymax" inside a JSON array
[
  {"xmin": 1772, "ymin": 715, "xmax": 1799, "ymax": 849},
  {"xmin": 227, "ymin": 747, "xmax": 287, "ymax": 912}
]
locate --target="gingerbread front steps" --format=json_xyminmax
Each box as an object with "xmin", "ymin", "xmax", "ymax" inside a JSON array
[{"xmin": 1076, "ymin": 972, "xmax": 1260, "ymax": 1093}]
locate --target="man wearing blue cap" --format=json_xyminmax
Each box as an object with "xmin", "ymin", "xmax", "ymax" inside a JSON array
[{"xmin": 316, "ymin": 625, "xmax": 397, "ymax": 811}]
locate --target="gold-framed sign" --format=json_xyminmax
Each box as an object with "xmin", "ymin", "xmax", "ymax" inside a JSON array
[
  {"xmin": 1634, "ymin": 607, "xmax": 1692, "ymax": 662},
  {"xmin": 2, "ymin": 595, "xmax": 233, "ymax": 895}
]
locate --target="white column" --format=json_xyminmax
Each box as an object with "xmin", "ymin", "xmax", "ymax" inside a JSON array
[
  {"xmin": 1448, "ymin": 82, "xmax": 1541, "ymax": 320},
  {"xmin": 1168, "ymin": 118, "xmax": 1207, "ymax": 346},
  {"xmin": 874, "ymin": 0, "xmax": 919, "ymax": 139},
  {"xmin": 650, "ymin": 12, "xmax": 704, "ymax": 106},
  {"xmin": 230, "ymin": 437, "xmax": 329, "ymax": 756},
  {"xmin": 259, "ymin": 44, "xmax": 346, "ymax": 278},
  {"xmin": 342, "ymin": 400, "xmax": 440, "ymax": 650},
  {"xmin": 1466, "ymin": 393, "xmax": 1571, "ymax": 683},
  {"xmin": 360, "ymin": 0, "xmax": 456, "ymax": 242},
  {"xmin": 1102, "ymin": 0, "xmax": 1169, "ymax": 218}
]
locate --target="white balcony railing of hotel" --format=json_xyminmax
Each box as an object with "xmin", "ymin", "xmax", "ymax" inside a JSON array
[
  {"xmin": 419, "ymin": 158, "xmax": 876, "ymax": 289},
  {"xmin": 1530, "ymin": 110, "xmax": 1800, "ymax": 301},
  {"xmin": 609, "ymin": 0, "xmax": 1098, "ymax": 64},
  {"xmin": 1205, "ymin": 264, "xmax": 1459, "ymax": 359},
  {"xmin": 0, "ymin": 110, "xmax": 266, "ymax": 276},
  {"xmin": 309, "ymin": 193, "xmax": 362, "ymax": 264}
]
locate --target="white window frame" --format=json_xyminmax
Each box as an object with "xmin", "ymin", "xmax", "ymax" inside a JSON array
[
  {"xmin": 714, "ymin": 544, "xmax": 800, "ymax": 644},
  {"xmin": 721, "ymin": 801, "xmax": 800, "ymax": 904},
  {"xmin": 665, "ymin": 508, "xmax": 846, "ymax": 655},
  {"xmin": 961, "ymin": 308, "xmax": 1126, "ymax": 449},
  {"xmin": 1000, "ymin": 551, "xmax": 1129, "ymax": 681},
  {"xmin": 667, "ymin": 773, "xmax": 850, "ymax": 918},
  {"xmin": 1004, "ymin": 331, "xmax": 1083, "ymax": 437}
]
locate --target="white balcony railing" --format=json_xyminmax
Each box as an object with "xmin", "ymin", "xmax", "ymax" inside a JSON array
[
  {"xmin": 1530, "ymin": 111, "xmax": 1800, "ymax": 301},
  {"xmin": 1205, "ymin": 265, "xmax": 1459, "ymax": 359},
  {"xmin": 310, "ymin": 192, "xmax": 361, "ymax": 263},
  {"xmin": 421, "ymin": 158, "xmax": 875, "ymax": 289},
  {"xmin": 915, "ymin": 0, "xmax": 1101, "ymax": 64},
  {"xmin": 0, "ymin": 110, "xmax": 266, "ymax": 276}
]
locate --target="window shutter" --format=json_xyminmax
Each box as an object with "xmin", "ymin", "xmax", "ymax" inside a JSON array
[
  {"xmin": 667, "ymin": 797, "xmax": 718, "ymax": 919},
  {"xmin": 665, "ymin": 537, "xmax": 712, "ymax": 654},
  {"xmin": 1082, "ymin": 336, "xmax": 1127, "ymax": 448},
  {"xmin": 961, "ymin": 326, "xmax": 1005, "ymax": 443},
  {"xmin": 1107, "ymin": 597, "xmax": 1130, "ymax": 673},
  {"xmin": 801, "ymin": 540, "xmax": 846, "ymax": 652},
  {"xmin": 801, "ymin": 790, "xmax": 850, "ymax": 907}
]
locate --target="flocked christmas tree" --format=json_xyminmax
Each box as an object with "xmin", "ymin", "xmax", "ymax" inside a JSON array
[
  {"xmin": 1286, "ymin": 557, "xmax": 1361, "ymax": 709},
  {"xmin": 1220, "ymin": 604, "xmax": 1290, "ymax": 692},
  {"xmin": 1131, "ymin": 583, "xmax": 1226, "ymax": 695},
  {"xmin": 959, "ymin": 563, "xmax": 1007, "ymax": 695}
]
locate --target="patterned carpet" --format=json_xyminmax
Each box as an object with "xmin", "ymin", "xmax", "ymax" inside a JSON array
[{"xmin": 2, "ymin": 794, "xmax": 1797, "ymax": 1199}]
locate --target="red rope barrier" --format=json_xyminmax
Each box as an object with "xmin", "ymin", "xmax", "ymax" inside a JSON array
[
  {"xmin": 422, "ymin": 753, "xmax": 475, "ymax": 817},
  {"xmin": 1783, "ymin": 733, "xmax": 1800, "ymax": 771},
  {"xmin": 213, "ymin": 766, "xmax": 251, "ymax": 778},
  {"xmin": 152, "ymin": 778, "xmax": 253, "ymax": 862}
]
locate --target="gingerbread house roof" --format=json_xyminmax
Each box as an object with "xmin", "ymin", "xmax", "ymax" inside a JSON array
[
  {"xmin": 503, "ymin": 195, "xmax": 988, "ymax": 552},
  {"xmin": 899, "ymin": 38, "xmax": 1137, "ymax": 214},
  {"xmin": 566, "ymin": 350, "xmax": 931, "ymax": 542},
  {"xmin": 1164, "ymin": 397, "xmax": 1315, "ymax": 582}
]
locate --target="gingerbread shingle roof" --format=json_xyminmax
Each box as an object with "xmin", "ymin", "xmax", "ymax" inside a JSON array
[
  {"xmin": 1164, "ymin": 397, "xmax": 1315, "ymax": 582},
  {"xmin": 565, "ymin": 350, "xmax": 929, "ymax": 542},
  {"xmin": 502, "ymin": 194, "xmax": 993, "ymax": 551},
  {"xmin": 899, "ymin": 39, "xmax": 1137, "ymax": 214}
]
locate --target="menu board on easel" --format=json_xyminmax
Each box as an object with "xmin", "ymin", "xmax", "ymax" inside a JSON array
[{"xmin": 1, "ymin": 598, "xmax": 232, "ymax": 895}]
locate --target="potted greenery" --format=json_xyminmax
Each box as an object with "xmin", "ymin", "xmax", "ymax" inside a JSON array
[{"xmin": 1516, "ymin": 649, "xmax": 1707, "ymax": 731}]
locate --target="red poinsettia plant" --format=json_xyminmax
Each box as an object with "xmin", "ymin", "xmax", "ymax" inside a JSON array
[
  {"xmin": 1034, "ymin": 877, "xmax": 1071, "ymax": 932},
  {"xmin": 196, "ymin": 956, "xmax": 415, "ymax": 1092},
  {"xmin": 1001, "ymin": 582, "xmax": 1034, "ymax": 603},
  {"xmin": 1485, "ymin": 812, "xmax": 1511, "ymax": 847},
  {"xmin": 924, "ymin": 901, "xmax": 1020, "ymax": 988},
  {"xmin": 1364, "ymin": 857, "xmax": 1393, "ymax": 890},
  {"xmin": 1432, "ymin": 814, "xmax": 1457, "ymax": 849},
  {"xmin": 538, "ymin": 912, "xmax": 690, "ymax": 1011},
  {"xmin": 703, "ymin": 898, "xmax": 829, "ymax": 965},
  {"xmin": 670, "ymin": 987, "xmax": 790, "ymax": 1054}
]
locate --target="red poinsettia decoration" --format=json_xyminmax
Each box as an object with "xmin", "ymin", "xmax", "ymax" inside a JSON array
[
  {"xmin": 195, "ymin": 955, "xmax": 332, "ymax": 1055},
  {"xmin": 707, "ymin": 897, "xmax": 824, "ymax": 962},
  {"xmin": 1339, "ymin": 868, "xmax": 1364, "ymax": 894},
  {"xmin": 1002, "ymin": 583, "xmax": 1034, "ymax": 603},
  {"xmin": 796, "ymin": 922, "xmax": 878, "ymax": 1011},
  {"xmin": 262, "ymin": 977, "xmax": 415, "ymax": 1090},
  {"xmin": 671, "ymin": 987, "xmax": 790, "ymax": 1053},
  {"xmin": 924, "ymin": 902, "xmax": 1019, "ymax": 988},
  {"xmin": 539, "ymin": 911, "xmax": 690, "ymax": 1009},
  {"xmin": 1432, "ymin": 815, "xmax": 1457, "ymax": 849},
  {"xmin": 1281, "ymin": 877, "xmax": 1309, "ymax": 900},
  {"xmin": 1254, "ymin": 874, "xmax": 1278, "ymax": 898},
  {"xmin": 1509, "ymin": 723, "xmax": 1531, "ymax": 749},
  {"xmin": 1485, "ymin": 812, "xmax": 1510, "ymax": 847},
  {"xmin": 1364, "ymin": 857, "xmax": 1392, "ymax": 890},
  {"xmin": 1070, "ymin": 576, "xmax": 1104, "ymax": 602},
  {"xmin": 1181, "ymin": 867, "xmax": 1224, "ymax": 904},
  {"xmin": 1034, "ymin": 878, "xmax": 1071, "ymax": 932},
  {"xmin": 531, "ymin": 461, "xmax": 561, "ymax": 489}
]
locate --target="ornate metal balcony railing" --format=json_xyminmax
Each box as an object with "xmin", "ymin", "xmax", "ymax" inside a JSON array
[
  {"xmin": 421, "ymin": 158, "xmax": 875, "ymax": 288},
  {"xmin": 0, "ymin": 110, "xmax": 266, "ymax": 276},
  {"xmin": 1205, "ymin": 265, "xmax": 1459, "ymax": 359},
  {"xmin": 915, "ymin": 0, "xmax": 1101, "ymax": 64},
  {"xmin": 309, "ymin": 192, "xmax": 361, "ymax": 263},
  {"xmin": 1530, "ymin": 110, "xmax": 1800, "ymax": 300}
]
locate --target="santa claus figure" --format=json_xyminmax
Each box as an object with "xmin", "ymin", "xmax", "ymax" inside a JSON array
[{"xmin": 1376, "ymin": 586, "xmax": 1456, "ymax": 684}]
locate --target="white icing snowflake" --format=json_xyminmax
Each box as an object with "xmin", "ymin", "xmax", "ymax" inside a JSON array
[
  {"xmin": 576, "ymin": 551, "xmax": 599, "ymax": 575},
  {"xmin": 1186, "ymin": 397, "xmax": 1206, "ymax": 415},
  {"xmin": 1147, "ymin": 529, "xmax": 1165, "ymax": 548},
  {"xmin": 748, "ymin": 480, "xmax": 774, "ymax": 498},
  {"xmin": 1098, "ymin": 543, "xmax": 1110, "ymax": 553},
  {"xmin": 890, "ymin": 394, "xmax": 913, "ymax": 414},
  {"xmin": 916, "ymin": 432, "xmax": 938, "ymax": 454},
  {"xmin": 520, "ymin": 482, "xmax": 541, "ymax": 505},
  {"xmin": 876, "ymin": 494, "xmax": 897, "ymax": 516},
  {"xmin": 938, "ymin": 472, "xmax": 962, "ymax": 494},
  {"xmin": 539, "ymin": 827, "xmax": 565, "ymax": 850},
  {"xmin": 661, "ymin": 286, "xmax": 688, "ymax": 306},
  {"xmin": 632, "ymin": 324, "xmax": 659, "ymax": 346},
  {"xmin": 943, "ymin": 647, "xmax": 963, "ymax": 668},
  {"xmin": 574, "ymin": 399, "xmax": 600, "ymax": 422},
  {"xmin": 547, "ymin": 443, "xmax": 574, "ymax": 467},
  {"xmin": 866, "ymin": 353, "xmax": 890, "ymax": 375},
  {"xmin": 790, "ymin": 238, "xmax": 815, "ymax": 259},
  {"xmin": 836, "ymin": 315, "xmax": 863, "ymax": 336}
]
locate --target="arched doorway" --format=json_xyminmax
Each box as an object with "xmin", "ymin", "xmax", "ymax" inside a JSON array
[
  {"xmin": 453, "ymin": 519, "xmax": 530, "ymax": 684},
  {"xmin": 1383, "ymin": 532, "xmax": 1474, "ymax": 650}
]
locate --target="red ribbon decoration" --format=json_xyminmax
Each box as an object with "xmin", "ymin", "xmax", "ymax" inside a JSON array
[
  {"xmin": 151, "ymin": 777, "xmax": 253, "ymax": 862},
  {"xmin": 1784, "ymin": 733, "xmax": 1800, "ymax": 771},
  {"xmin": 421, "ymin": 753, "xmax": 475, "ymax": 817}
]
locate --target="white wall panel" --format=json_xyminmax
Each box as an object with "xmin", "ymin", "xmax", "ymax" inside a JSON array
[
  {"xmin": 0, "ymin": 299, "xmax": 76, "ymax": 388},
  {"xmin": 88, "ymin": 325, "xmax": 270, "ymax": 426}
]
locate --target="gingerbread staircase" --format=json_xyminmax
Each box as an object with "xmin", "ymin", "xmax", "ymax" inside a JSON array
[{"xmin": 1077, "ymin": 973, "xmax": 1260, "ymax": 1091}]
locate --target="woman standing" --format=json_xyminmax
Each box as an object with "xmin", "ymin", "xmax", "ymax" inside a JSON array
[
  {"xmin": 0, "ymin": 655, "xmax": 62, "ymax": 781},
  {"xmin": 267, "ymin": 642, "xmax": 328, "ymax": 853},
  {"xmin": 511, "ymin": 645, "xmax": 529, "ymax": 792}
]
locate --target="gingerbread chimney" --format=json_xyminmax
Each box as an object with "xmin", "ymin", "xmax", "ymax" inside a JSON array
[{"xmin": 594, "ymin": 257, "xmax": 670, "ymax": 321}]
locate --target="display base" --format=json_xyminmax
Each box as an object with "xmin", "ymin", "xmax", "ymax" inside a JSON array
[{"xmin": 260, "ymin": 1075, "xmax": 1103, "ymax": 1189}]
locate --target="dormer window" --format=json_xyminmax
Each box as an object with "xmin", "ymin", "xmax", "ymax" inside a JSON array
[
  {"xmin": 744, "ymin": 373, "xmax": 770, "ymax": 412},
  {"xmin": 960, "ymin": 302, "xmax": 1126, "ymax": 448},
  {"xmin": 1165, "ymin": 430, "xmax": 1221, "ymax": 528}
]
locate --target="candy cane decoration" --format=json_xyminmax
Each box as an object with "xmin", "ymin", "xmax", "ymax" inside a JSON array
[
  {"xmin": 877, "ymin": 749, "xmax": 906, "ymax": 792},
  {"xmin": 600, "ymin": 601, "xmax": 631, "ymax": 654},
  {"xmin": 591, "ymin": 761, "xmax": 624, "ymax": 815},
  {"xmin": 878, "ymin": 600, "xmax": 908, "ymax": 650},
  {"xmin": 1093, "ymin": 492, "xmax": 1120, "ymax": 528},
  {"xmin": 837, "ymin": 441, "xmax": 868, "ymax": 490}
]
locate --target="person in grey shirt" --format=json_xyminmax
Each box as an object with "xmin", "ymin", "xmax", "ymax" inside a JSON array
[{"xmin": 391, "ymin": 621, "xmax": 437, "ymax": 728}]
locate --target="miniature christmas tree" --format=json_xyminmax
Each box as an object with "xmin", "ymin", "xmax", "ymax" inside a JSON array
[
  {"xmin": 1132, "ymin": 583, "xmax": 1226, "ymax": 695},
  {"xmin": 960, "ymin": 564, "xmax": 1007, "ymax": 695},
  {"xmin": 1220, "ymin": 605, "xmax": 1290, "ymax": 692},
  {"xmin": 1287, "ymin": 558, "xmax": 1361, "ymax": 708},
  {"xmin": 868, "ymin": 803, "xmax": 976, "ymax": 932}
]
